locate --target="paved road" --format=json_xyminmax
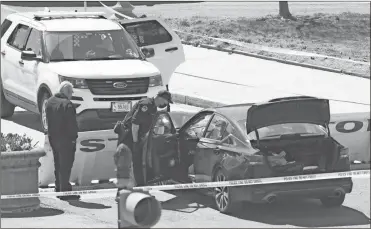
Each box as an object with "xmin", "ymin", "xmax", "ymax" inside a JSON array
[
  {"xmin": 171, "ymin": 45, "xmax": 370, "ymax": 110},
  {"xmin": 1, "ymin": 178, "xmax": 370, "ymax": 228}
]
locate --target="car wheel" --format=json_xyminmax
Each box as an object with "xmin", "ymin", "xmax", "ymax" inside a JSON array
[
  {"xmin": 1, "ymin": 86, "xmax": 15, "ymax": 118},
  {"xmin": 320, "ymin": 193, "xmax": 345, "ymax": 208},
  {"xmin": 39, "ymin": 93, "xmax": 50, "ymax": 132},
  {"xmin": 213, "ymin": 169, "xmax": 235, "ymax": 214}
]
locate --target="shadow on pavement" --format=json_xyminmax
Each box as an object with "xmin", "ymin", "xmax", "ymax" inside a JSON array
[
  {"xmin": 235, "ymin": 199, "xmax": 370, "ymax": 227},
  {"xmin": 182, "ymin": 192, "xmax": 370, "ymax": 227},
  {"xmin": 66, "ymin": 200, "xmax": 112, "ymax": 209},
  {"xmin": 2, "ymin": 207, "xmax": 64, "ymax": 218},
  {"xmin": 161, "ymin": 190, "xmax": 207, "ymax": 213},
  {"xmin": 5, "ymin": 110, "xmax": 43, "ymax": 132}
]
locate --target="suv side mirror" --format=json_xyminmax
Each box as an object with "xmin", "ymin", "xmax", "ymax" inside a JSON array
[
  {"xmin": 141, "ymin": 47, "xmax": 155, "ymax": 58},
  {"xmin": 21, "ymin": 50, "xmax": 40, "ymax": 61}
]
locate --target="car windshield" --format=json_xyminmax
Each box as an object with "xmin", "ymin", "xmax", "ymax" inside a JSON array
[
  {"xmin": 44, "ymin": 30, "xmax": 142, "ymax": 61},
  {"xmin": 237, "ymin": 119, "xmax": 328, "ymax": 140}
]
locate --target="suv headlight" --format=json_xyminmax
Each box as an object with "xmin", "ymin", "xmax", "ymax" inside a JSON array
[
  {"xmin": 149, "ymin": 74, "xmax": 163, "ymax": 87},
  {"xmin": 59, "ymin": 75, "xmax": 89, "ymax": 89}
]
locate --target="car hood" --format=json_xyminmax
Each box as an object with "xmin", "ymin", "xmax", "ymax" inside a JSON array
[
  {"xmin": 246, "ymin": 98, "xmax": 330, "ymax": 134},
  {"xmin": 48, "ymin": 59, "xmax": 159, "ymax": 79}
]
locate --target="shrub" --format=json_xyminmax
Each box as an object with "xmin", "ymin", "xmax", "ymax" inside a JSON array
[{"xmin": 0, "ymin": 133, "xmax": 34, "ymax": 152}]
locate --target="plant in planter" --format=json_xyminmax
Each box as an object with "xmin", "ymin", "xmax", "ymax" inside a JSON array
[{"xmin": 0, "ymin": 133, "xmax": 46, "ymax": 213}]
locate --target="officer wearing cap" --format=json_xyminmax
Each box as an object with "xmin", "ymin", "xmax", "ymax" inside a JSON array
[{"xmin": 116, "ymin": 90, "xmax": 173, "ymax": 186}]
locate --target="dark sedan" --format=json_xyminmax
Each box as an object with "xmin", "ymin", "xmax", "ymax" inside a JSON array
[{"xmin": 141, "ymin": 96, "xmax": 353, "ymax": 213}]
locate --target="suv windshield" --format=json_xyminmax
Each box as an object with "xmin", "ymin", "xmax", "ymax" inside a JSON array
[
  {"xmin": 44, "ymin": 30, "xmax": 142, "ymax": 61},
  {"xmin": 237, "ymin": 120, "xmax": 328, "ymax": 140}
]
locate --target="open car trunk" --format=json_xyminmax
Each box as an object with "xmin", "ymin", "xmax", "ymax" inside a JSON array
[
  {"xmin": 247, "ymin": 97, "xmax": 349, "ymax": 176},
  {"xmin": 246, "ymin": 97, "xmax": 331, "ymax": 133},
  {"xmin": 253, "ymin": 135, "xmax": 344, "ymax": 176}
]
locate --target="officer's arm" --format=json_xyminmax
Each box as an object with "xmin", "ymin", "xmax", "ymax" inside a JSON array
[
  {"xmin": 131, "ymin": 104, "xmax": 146, "ymax": 142},
  {"xmin": 66, "ymin": 102, "xmax": 78, "ymax": 141},
  {"xmin": 132, "ymin": 124, "xmax": 140, "ymax": 143}
]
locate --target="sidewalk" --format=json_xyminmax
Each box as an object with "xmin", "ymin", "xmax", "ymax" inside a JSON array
[{"xmin": 169, "ymin": 45, "xmax": 370, "ymax": 115}]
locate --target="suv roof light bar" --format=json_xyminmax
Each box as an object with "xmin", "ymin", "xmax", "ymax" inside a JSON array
[{"xmin": 33, "ymin": 11, "xmax": 107, "ymax": 21}]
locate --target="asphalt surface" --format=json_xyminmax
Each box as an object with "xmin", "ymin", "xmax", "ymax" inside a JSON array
[
  {"xmin": 1, "ymin": 179, "xmax": 370, "ymax": 228},
  {"xmin": 1, "ymin": 106, "xmax": 370, "ymax": 228}
]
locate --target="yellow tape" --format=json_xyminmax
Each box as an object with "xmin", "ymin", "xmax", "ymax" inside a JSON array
[
  {"xmin": 2, "ymin": 170, "xmax": 369, "ymax": 200},
  {"xmin": 134, "ymin": 170, "xmax": 370, "ymax": 191},
  {"xmin": 1, "ymin": 189, "xmax": 117, "ymax": 200}
]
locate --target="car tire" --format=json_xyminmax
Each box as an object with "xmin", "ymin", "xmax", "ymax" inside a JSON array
[
  {"xmin": 39, "ymin": 92, "xmax": 51, "ymax": 132},
  {"xmin": 213, "ymin": 169, "xmax": 235, "ymax": 214},
  {"xmin": 320, "ymin": 193, "xmax": 346, "ymax": 208},
  {"xmin": 1, "ymin": 86, "xmax": 15, "ymax": 118}
]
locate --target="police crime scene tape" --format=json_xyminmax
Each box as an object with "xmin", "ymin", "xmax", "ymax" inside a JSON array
[{"xmin": 1, "ymin": 170, "xmax": 369, "ymax": 200}]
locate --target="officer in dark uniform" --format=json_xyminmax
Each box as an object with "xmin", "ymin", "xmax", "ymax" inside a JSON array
[
  {"xmin": 45, "ymin": 81, "xmax": 80, "ymax": 200},
  {"xmin": 116, "ymin": 90, "xmax": 173, "ymax": 186}
]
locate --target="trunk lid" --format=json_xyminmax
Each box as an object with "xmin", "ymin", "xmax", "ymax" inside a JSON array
[{"xmin": 246, "ymin": 97, "xmax": 330, "ymax": 134}]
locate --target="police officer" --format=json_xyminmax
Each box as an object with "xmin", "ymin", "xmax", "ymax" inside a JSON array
[
  {"xmin": 118, "ymin": 90, "xmax": 173, "ymax": 186},
  {"xmin": 45, "ymin": 81, "xmax": 80, "ymax": 200}
]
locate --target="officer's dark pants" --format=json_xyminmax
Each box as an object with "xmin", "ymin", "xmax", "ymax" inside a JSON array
[
  {"xmin": 49, "ymin": 136, "xmax": 76, "ymax": 192},
  {"xmin": 122, "ymin": 135, "xmax": 145, "ymax": 186}
]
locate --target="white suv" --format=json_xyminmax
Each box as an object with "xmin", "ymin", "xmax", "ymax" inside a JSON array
[{"xmin": 0, "ymin": 11, "xmax": 185, "ymax": 132}]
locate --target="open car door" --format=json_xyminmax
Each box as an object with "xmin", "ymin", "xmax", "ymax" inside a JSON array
[
  {"xmin": 119, "ymin": 17, "xmax": 185, "ymax": 87},
  {"xmin": 143, "ymin": 111, "xmax": 180, "ymax": 184}
]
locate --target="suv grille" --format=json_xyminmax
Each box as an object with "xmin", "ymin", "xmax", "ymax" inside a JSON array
[{"xmin": 86, "ymin": 78, "xmax": 149, "ymax": 95}]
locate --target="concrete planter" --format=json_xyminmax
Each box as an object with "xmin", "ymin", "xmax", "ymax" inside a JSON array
[{"xmin": 1, "ymin": 148, "xmax": 46, "ymax": 213}]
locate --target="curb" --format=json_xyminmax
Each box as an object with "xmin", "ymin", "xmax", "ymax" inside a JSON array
[
  {"xmin": 172, "ymin": 93, "xmax": 226, "ymax": 108},
  {"xmin": 180, "ymin": 41, "xmax": 369, "ymax": 79}
]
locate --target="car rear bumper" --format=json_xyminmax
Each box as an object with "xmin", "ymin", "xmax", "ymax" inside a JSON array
[{"xmin": 230, "ymin": 177, "xmax": 353, "ymax": 203}]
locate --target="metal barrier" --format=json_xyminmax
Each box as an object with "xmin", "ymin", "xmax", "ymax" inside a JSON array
[{"xmin": 117, "ymin": 189, "xmax": 161, "ymax": 228}]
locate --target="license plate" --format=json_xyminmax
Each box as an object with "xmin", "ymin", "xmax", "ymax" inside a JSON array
[{"xmin": 111, "ymin": 101, "xmax": 132, "ymax": 112}]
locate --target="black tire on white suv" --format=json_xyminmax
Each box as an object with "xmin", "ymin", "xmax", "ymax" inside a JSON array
[
  {"xmin": 39, "ymin": 92, "xmax": 51, "ymax": 132},
  {"xmin": 1, "ymin": 84, "xmax": 15, "ymax": 118}
]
